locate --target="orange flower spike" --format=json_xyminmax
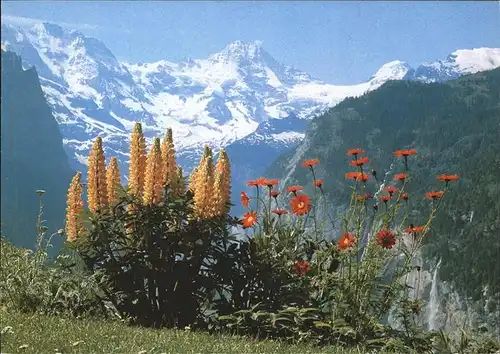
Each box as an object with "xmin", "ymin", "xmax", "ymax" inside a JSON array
[
  {"xmin": 376, "ymin": 229, "xmax": 396, "ymax": 249},
  {"xmin": 286, "ymin": 185, "xmax": 303, "ymax": 194},
  {"xmin": 394, "ymin": 173, "xmax": 408, "ymax": 181},
  {"xmin": 347, "ymin": 148, "xmax": 365, "ymax": 156},
  {"xmin": 349, "ymin": 156, "xmax": 369, "ymax": 167},
  {"xmin": 241, "ymin": 211, "xmax": 258, "ymax": 229},
  {"xmin": 290, "ymin": 194, "xmax": 311, "ymax": 215},
  {"xmin": 302, "ymin": 158, "xmax": 320, "ymax": 168},
  {"xmin": 338, "ymin": 232, "xmax": 357, "ymax": 250},
  {"xmin": 240, "ymin": 192, "xmax": 250, "ymax": 208}
]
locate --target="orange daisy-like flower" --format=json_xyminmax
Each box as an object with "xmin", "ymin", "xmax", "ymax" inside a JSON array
[
  {"xmin": 345, "ymin": 172, "xmax": 360, "ymax": 180},
  {"xmin": 272, "ymin": 208, "xmax": 288, "ymax": 216},
  {"xmin": 292, "ymin": 260, "xmax": 312, "ymax": 277},
  {"xmin": 302, "ymin": 159, "xmax": 320, "ymax": 168},
  {"xmin": 240, "ymin": 192, "xmax": 249, "ymax": 208},
  {"xmin": 437, "ymin": 174, "xmax": 460, "ymax": 183},
  {"xmin": 347, "ymin": 148, "xmax": 365, "ymax": 156},
  {"xmin": 356, "ymin": 193, "xmax": 373, "ymax": 201},
  {"xmin": 394, "ymin": 173, "xmax": 408, "ymax": 181},
  {"xmin": 264, "ymin": 179, "xmax": 279, "ymax": 188},
  {"xmin": 401, "ymin": 193, "xmax": 409, "ymax": 200},
  {"xmin": 357, "ymin": 173, "xmax": 370, "ymax": 182},
  {"xmin": 345, "ymin": 172, "xmax": 369, "ymax": 181},
  {"xmin": 385, "ymin": 186, "xmax": 398, "ymax": 196},
  {"xmin": 246, "ymin": 180, "xmax": 258, "ymax": 187},
  {"xmin": 425, "ymin": 191, "xmax": 445, "ymax": 200},
  {"xmin": 337, "ymin": 232, "xmax": 357, "ymax": 250},
  {"xmin": 286, "ymin": 185, "xmax": 303, "ymax": 194},
  {"xmin": 241, "ymin": 211, "xmax": 258, "ymax": 229},
  {"xmin": 349, "ymin": 156, "xmax": 369, "ymax": 167},
  {"xmin": 376, "ymin": 229, "xmax": 396, "ymax": 249},
  {"xmin": 269, "ymin": 190, "xmax": 280, "ymax": 198},
  {"xmin": 313, "ymin": 179, "xmax": 323, "ymax": 188},
  {"xmin": 254, "ymin": 177, "xmax": 268, "ymax": 186},
  {"xmin": 380, "ymin": 195, "xmax": 391, "ymax": 203},
  {"xmin": 394, "ymin": 149, "xmax": 417, "ymax": 157},
  {"xmin": 406, "ymin": 225, "xmax": 425, "ymax": 233},
  {"xmin": 290, "ymin": 194, "xmax": 311, "ymax": 215}
]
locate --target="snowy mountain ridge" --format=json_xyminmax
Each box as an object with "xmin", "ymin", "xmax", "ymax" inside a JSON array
[{"xmin": 1, "ymin": 21, "xmax": 499, "ymax": 177}]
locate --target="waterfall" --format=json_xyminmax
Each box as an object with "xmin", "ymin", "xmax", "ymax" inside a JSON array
[{"xmin": 428, "ymin": 258, "xmax": 442, "ymax": 331}]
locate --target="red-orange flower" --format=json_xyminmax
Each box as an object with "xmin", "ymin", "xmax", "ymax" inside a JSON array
[
  {"xmin": 313, "ymin": 179, "xmax": 323, "ymax": 188},
  {"xmin": 241, "ymin": 211, "xmax": 258, "ymax": 229},
  {"xmin": 293, "ymin": 260, "xmax": 312, "ymax": 277},
  {"xmin": 425, "ymin": 191, "xmax": 445, "ymax": 200},
  {"xmin": 347, "ymin": 148, "xmax": 365, "ymax": 156},
  {"xmin": 345, "ymin": 172, "xmax": 369, "ymax": 181},
  {"xmin": 246, "ymin": 180, "xmax": 258, "ymax": 187},
  {"xmin": 349, "ymin": 156, "xmax": 369, "ymax": 167},
  {"xmin": 406, "ymin": 225, "xmax": 425, "ymax": 233},
  {"xmin": 357, "ymin": 173, "xmax": 369, "ymax": 182},
  {"xmin": 394, "ymin": 173, "xmax": 408, "ymax": 181},
  {"xmin": 394, "ymin": 149, "xmax": 417, "ymax": 157},
  {"xmin": 356, "ymin": 193, "xmax": 373, "ymax": 201},
  {"xmin": 290, "ymin": 194, "xmax": 311, "ymax": 215},
  {"xmin": 345, "ymin": 172, "xmax": 360, "ymax": 180},
  {"xmin": 254, "ymin": 177, "xmax": 268, "ymax": 186},
  {"xmin": 264, "ymin": 179, "xmax": 279, "ymax": 188},
  {"xmin": 286, "ymin": 185, "xmax": 303, "ymax": 194},
  {"xmin": 401, "ymin": 193, "xmax": 409, "ymax": 200},
  {"xmin": 269, "ymin": 190, "xmax": 280, "ymax": 198},
  {"xmin": 385, "ymin": 186, "xmax": 398, "ymax": 196},
  {"xmin": 338, "ymin": 233, "xmax": 357, "ymax": 250},
  {"xmin": 272, "ymin": 208, "xmax": 288, "ymax": 216},
  {"xmin": 380, "ymin": 195, "xmax": 391, "ymax": 203},
  {"xmin": 302, "ymin": 159, "xmax": 320, "ymax": 168},
  {"xmin": 437, "ymin": 174, "xmax": 460, "ymax": 182},
  {"xmin": 240, "ymin": 192, "xmax": 249, "ymax": 208},
  {"xmin": 376, "ymin": 229, "xmax": 396, "ymax": 249}
]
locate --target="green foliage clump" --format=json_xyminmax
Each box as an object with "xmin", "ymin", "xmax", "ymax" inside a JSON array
[{"xmin": 0, "ymin": 193, "xmax": 103, "ymax": 318}]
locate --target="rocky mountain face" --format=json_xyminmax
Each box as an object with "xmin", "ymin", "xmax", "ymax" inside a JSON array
[
  {"xmin": 265, "ymin": 68, "xmax": 500, "ymax": 333},
  {"xmin": 2, "ymin": 22, "xmax": 499, "ymax": 197},
  {"xmin": 1, "ymin": 50, "xmax": 74, "ymax": 250}
]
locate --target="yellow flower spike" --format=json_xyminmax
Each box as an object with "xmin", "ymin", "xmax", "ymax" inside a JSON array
[
  {"xmin": 65, "ymin": 172, "xmax": 85, "ymax": 242},
  {"xmin": 106, "ymin": 157, "xmax": 121, "ymax": 206},
  {"xmin": 128, "ymin": 122, "xmax": 147, "ymax": 199},
  {"xmin": 87, "ymin": 137, "xmax": 108, "ymax": 213},
  {"xmin": 143, "ymin": 137, "xmax": 164, "ymax": 205}
]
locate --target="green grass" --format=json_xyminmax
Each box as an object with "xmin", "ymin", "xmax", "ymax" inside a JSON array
[{"xmin": 0, "ymin": 310, "xmax": 367, "ymax": 354}]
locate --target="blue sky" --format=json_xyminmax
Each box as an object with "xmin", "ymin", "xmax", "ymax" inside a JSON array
[{"xmin": 2, "ymin": 1, "xmax": 499, "ymax": 84}]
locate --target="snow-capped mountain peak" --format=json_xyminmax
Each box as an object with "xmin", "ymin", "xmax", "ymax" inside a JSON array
[
  {"xmin": 2, "ymin": 20, "xmax": 499, "ymax": 183},
  {"xmin": 210, "ymin": 40, "xmax": 265, "ymax": 63},
  {"xmin": 369, "ymin": 60, "xmax": 413, "ymax": 85},
  {"xmin": 449, "ymin": 47, "xmax": 500, "ymax": 74}
]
